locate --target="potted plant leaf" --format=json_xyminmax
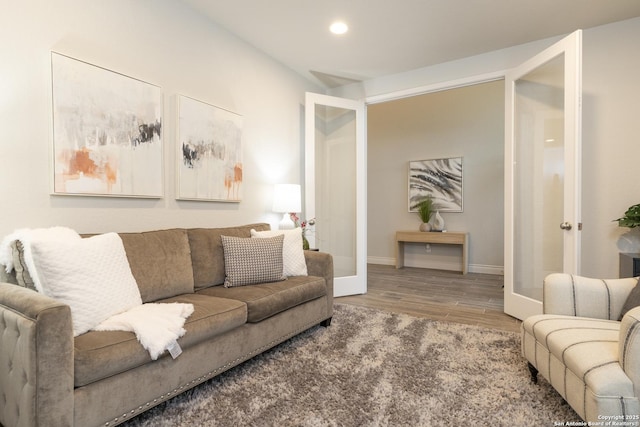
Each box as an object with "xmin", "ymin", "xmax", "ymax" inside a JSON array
[
  {"xmin": 615, "ymin": 203, "xmax": 640, "ymax": 228},
  {"xmin": 417, "ymin": 196, "xmax": 434, "ymax": 232}
]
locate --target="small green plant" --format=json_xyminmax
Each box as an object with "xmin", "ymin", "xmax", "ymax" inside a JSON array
[
  {"xmin": 417, "ymin": 197, "xmax": 434, "ymax": 223},
  {"xmin": 615, "ymin": 203, "xmax": 640, "ymax": 228}
]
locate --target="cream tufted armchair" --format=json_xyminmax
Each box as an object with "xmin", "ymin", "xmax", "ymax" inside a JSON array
[{"xmin": 522, "ymin": 273, "xmax": 640, "ymax": 423}]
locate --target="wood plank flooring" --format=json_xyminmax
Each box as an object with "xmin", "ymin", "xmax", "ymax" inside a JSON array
[{"xmin": 336, "ymin": 264, "xmax": 522, "ymax": 333}]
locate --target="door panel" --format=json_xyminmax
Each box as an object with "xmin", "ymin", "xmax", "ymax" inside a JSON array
[
  {"xmin": 305, "ymin": 93, "xmax": 366, "ymax": 297},
  {"xmin": 504, "ymin": 30, "xmax": 582, "ymax": 320}
]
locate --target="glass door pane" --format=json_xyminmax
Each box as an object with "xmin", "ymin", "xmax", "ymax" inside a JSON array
[
  {"xmin": 513, "ymin": 54, "xmax": 565, "ymax": 301},
  {"xmin": 305, "ymin": 92, "xmax": 366, "ymax": 297},
  {"xmin": 504, "ymin": 30, "xmax": 582, "ymax": 320},
  {"xmin": 314, "ymin": 105, "xmax": 357, "ymax": 277}
]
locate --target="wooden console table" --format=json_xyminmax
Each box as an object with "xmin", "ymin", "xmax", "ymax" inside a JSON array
[{"xmin": 395, "ymin": 231, "xmax": 469, "ymax": 274}]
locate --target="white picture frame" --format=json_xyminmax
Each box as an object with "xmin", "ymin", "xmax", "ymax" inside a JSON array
[
  {"xmin": 176, "ymin": 95, "xmax": 243, "ymax": 202},
  {"xmin": 51, "ymin": 52, "xmax": 163, "ymax": 198}
]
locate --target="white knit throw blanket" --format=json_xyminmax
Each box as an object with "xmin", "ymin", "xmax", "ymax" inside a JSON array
[
  {"xmin": 0, "ymin": 227, "xmax": 194, "ymax": 360},
  {"xmin": 94, "ymin": 303, "xmax": 194, "ymax": 360}
]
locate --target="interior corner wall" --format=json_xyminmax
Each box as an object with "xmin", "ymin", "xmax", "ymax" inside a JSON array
[
  {"xmin": 0, "ymin": 0, "xmax": 321, "ymax": 238},
  {"xmin": 367, "ymin": 81, "xmax": 504, "ymax": 273},
  {"xmin": 338, "ymin": 16, "xmax": 640, "ymax": 279}
]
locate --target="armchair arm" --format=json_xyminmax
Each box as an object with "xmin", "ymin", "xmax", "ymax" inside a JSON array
[
  {"xmin": 543, "ymin": 273, "xmax": 637, "ymax": 320},
  {"xmin": 0, "ymin": 283, "xmax": 74, "ymax": 427}
]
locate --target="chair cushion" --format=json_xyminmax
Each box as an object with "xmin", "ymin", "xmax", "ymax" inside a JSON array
[
  {"xmin": 73, "ymin": 294, "xmax": 247, "ymax": 387},
  {"xmin": 187, "ymin": 224, "xmax": 270, "ymax": 290},
  {"xmin": 197, "ymin": 275, "xmax": 326, "ymax": 322},
  {"xmin": 118, "ymin": 229, "xmax": 195, "ymax": 303},
  {"xmin": 523, "ymin": 315, "xmax": 632, "ymax": 396}
]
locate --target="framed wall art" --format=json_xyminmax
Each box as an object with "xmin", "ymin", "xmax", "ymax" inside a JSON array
[
  {"xmin": 176, "ymin": 95, "xmax": 243, "ymax": 202},
  {"xmin": 408, "ymin": 157, "xmax": 463, "ymax": 212},
  {"xmin": 51, "ymin": 52, "xmax": 163, "ymax": 198}
]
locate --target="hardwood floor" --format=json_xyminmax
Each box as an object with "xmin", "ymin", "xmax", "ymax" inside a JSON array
[{"xmin": 336, "ymin": 264, "xmax": 522, "ymax": 333}]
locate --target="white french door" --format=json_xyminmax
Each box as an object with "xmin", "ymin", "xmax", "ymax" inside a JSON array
[
  {"xmin": 504, "ymin": 30, "xmax": 582, "ymax": 320},
  {"xmin": 305, "ymin": 92, "xmax": 367, "ymax": 297}
]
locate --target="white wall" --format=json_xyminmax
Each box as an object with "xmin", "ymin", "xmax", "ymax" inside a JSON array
[
  {"xmin": 0, "ymin": 0, "xmax": 321, "ymax": 238},
  {"xmin": 334, "ymin": 17, "xmax": 640, "ymax": 279}
]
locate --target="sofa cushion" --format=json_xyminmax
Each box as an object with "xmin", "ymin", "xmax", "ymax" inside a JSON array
[
  {"xmin": 197, "ymin": 275, "xmax": 326, "ymax": 322},
  {"xmin": 73, "ymin": 294, "xmax": 247, "ymax": 387},
  {"xmin": 187, "ymin": 223, "xmax": 270, "ymax": 290},
  {"xmin": 221, "ymin": 234, "xmax": 286, "ymax": 288},
  {"xmin": 118, "ymin": 229, "xmax": 194, "ymax": 303},
  {"xmin": 251, "ymin": 228, "xmax": 308, "ymax": 276}
]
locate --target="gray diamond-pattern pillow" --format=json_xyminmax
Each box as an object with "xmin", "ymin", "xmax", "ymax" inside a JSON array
[{"xmin": 221, "ymin": 234, "xmax": 286, "ymax": 288}]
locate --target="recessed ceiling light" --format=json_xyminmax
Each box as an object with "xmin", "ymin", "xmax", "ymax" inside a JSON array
[{"xmin": 329, "ymin": 21, "xmax": 348, "ymax": 35}]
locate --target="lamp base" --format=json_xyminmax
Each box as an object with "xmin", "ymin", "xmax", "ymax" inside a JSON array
[{"xmin": 278, "ymin": 213, "xmax": 295, "ymax": 230}]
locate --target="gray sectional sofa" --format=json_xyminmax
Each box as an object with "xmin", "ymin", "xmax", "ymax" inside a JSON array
[{"xmin": 0, "ymin": 223, "xmax": 334, "ymax": 427}]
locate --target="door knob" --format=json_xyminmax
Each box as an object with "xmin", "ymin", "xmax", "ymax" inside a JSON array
[{"xmin": 560, "ymin": 222, "xmax": 572, "ymax": 230}]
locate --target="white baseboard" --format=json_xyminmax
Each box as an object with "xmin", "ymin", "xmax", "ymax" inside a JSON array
[
  {"xmin": 367, "ymin": 256, "xmax": 396, "ymax": 266},
  {"xmin": 366, "ymin": 256, "xmax": 504, "ymax": 276},
  {"xmin": 470, "ymin": 264, "xmax": 504, "ymax": 275}
]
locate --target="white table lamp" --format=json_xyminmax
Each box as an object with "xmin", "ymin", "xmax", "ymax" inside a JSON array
[{"xmin": 273, "ymin": 184, "xmax": 301, "ymax": 230}]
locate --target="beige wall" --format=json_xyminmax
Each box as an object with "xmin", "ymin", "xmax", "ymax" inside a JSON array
[
  {"xmin": 581, "ymin": 18, "xmax": 640, "ymax": 278},
  {"xmin": 0, "ymin": 0, "xmax": 320, "ymax": 238},
  {"xmin": 340, "ymin": 17, "xmax": 640, "ymax": 279},
  {"xmin": 367, "ymin": 81, "xmax": 504, "ymax": 273}
]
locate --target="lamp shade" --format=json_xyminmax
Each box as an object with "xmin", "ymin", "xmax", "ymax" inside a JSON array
[{"xmin": 272, "ymin": 184, "xmax": 301, "ymax": 213}]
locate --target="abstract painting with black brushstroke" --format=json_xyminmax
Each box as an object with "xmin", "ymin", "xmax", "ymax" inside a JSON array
[
  {"xmin": 51, "ymin": 52, "xmax": 163, "ymax": 197},
  {"xmin": 177, "ymin": 95, "xmax": 243, "ymax": 202},
  {"xmin": 408, "ymin": 157, "xmax": 463, "ymax": 212}
]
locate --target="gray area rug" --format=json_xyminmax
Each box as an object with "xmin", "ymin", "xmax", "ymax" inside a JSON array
[{"xmin": 122, "ymin": 303, "xmax": 579, "ymax": 426}]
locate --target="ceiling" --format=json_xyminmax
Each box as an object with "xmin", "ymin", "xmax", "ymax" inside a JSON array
[{"xmin": 180, "ymin": 0, "xmax": 640, "ymax": 88}]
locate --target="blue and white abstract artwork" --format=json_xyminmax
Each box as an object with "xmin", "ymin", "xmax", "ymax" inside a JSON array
[{"xmin": 408, "ymin": 157, "xmax": 463, "ymax": 212}]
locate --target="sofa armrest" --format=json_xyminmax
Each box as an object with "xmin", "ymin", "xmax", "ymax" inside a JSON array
[
  {"xmin": 0, "ymin": 283, "xmax": 74, "ymax": 427},
  {"xmin": 304, "ymin": 251, "xmax": 334, "ymax": 302},
  {"xmin": 544, "ymin": 273, "xmax": 637, "ymax": 320}
]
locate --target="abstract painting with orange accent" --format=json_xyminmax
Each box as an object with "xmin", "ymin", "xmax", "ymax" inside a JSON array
[
  {"xmin": 177, "ymin": 95, "xmax": 242, "ymax": 202},
  {"xmin": 51, "ymin": 52, "xmax": 163, "ymax": 197}
]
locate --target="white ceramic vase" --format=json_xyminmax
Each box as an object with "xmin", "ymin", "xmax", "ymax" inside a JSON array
[{"xmin": 432, "ymin": 210, "xmax": 445, "ymax": 231}]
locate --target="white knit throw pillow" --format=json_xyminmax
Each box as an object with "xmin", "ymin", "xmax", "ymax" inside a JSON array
[
  {"xmin": 251, "ymin": 228, "xmax": 308, "ymax": 276},
  {"xmin": 30, "ymin": 232, "xmax": 142, "ymax": 336}
]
